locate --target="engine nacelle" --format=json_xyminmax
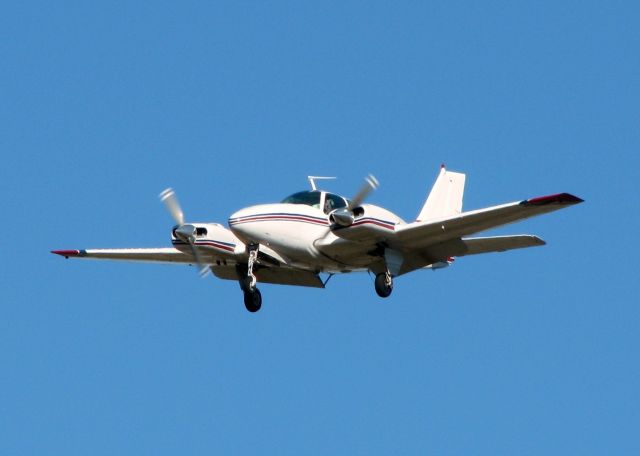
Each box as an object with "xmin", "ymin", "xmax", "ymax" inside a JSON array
[
  {"xmin": 172, "ymin": 223, "xmax": 244, "ymax": 255},
  {"xmin": 329, "ymin": 205, "xmax": 402, "ymax": 242}
]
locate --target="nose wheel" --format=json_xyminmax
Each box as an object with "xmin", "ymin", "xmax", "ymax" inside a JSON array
[
  {"xmin": 374, "ymin": 272, "xmax": 393, "ymax": 298},
  {"xmin": 243, "ymin": 288, "xmax": 262, "ymax": 312}
]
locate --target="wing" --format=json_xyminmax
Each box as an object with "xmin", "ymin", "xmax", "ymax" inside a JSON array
[
  {"xmin": 394, "ymin": 193, "xmax": 583, "ymax": 250},
  {"xmin": 51, "ymin": 248, "xmax": 196, "ymax": 264},
  {"xmin": 52, "ymin": 248, "xmax": 325, "ymax": 288},
  {"xmin": 386, "ymin": 193, "xmax": 582, "ymax": 274}
]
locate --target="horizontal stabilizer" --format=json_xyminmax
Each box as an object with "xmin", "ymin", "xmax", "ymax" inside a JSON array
[
  {"xmin": 458, "ymin": 235, "xmax": 545, "ymax": 256},
  {"xmin": 415, "ymin": 235, "xmax": 545, "ymax": 263}
]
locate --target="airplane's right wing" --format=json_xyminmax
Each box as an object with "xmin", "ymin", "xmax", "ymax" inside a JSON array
[{"xmin": 51, "ymin": 247, "xmax": 197, "ymax": 264}]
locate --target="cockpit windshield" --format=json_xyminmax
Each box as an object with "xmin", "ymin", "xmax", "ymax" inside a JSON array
[
  {"xmin": 323, "ymin": 192, "xmax": 348, "ymax": 212},
  {"xmin": 280, "ymin": 191, "xmax": 322, "ymax": 208},
  {"xmin": 281, "ymin": 190, "xmax": 349, "ymax": 213}
]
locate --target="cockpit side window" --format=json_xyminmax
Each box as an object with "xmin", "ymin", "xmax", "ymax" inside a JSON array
[
  {"xmin": 323, "ymin": 193, "xmax": 348, "ymax": 214},
  {"xmin": 281, "ymin": 191, "xmax": 322, "ymax": 208}
]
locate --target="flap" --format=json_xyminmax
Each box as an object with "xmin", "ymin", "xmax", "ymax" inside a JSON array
[{"xmin": 211, "ymin": 264, "xmax": 325, "ymax": 288}]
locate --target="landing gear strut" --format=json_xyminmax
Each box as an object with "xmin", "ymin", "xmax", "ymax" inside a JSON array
[
  {"xmin": 247, "ymin": 246, "xmax": 258, "ymax": 291},
  {"xmin": 239, "ymin": 244, "xmax": 262, "ymax": 312},
  {"xmin": 374, "ymin": 271, "xmax": 393, "ymax": 298}
]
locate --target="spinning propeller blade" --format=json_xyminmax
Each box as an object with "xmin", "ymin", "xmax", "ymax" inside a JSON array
[
  {"xmin": 188, "ymin": 242, "xmax": 209, "ymax": 278},
  {"xmin": 159, "ymin": 188, "xmax": 185, "ymax": 226},
  {"xmin": 349, "ymin": 174, "xmax": 379, "ymax": 210},
  {"xmin": 330, "ymin": 174, "xmax": 379, "ymax": 227},
  {"xmin": 159, "ymin": 188, "xmax": 209, "ymax": 277}
]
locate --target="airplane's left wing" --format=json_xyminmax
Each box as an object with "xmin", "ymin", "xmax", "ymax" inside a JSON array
[
  {"xmin": 394, "ymin": 193, "xmax": 583, "ymax": 250},
  {"xmin": 381, "ymin": 192, "xmax": 583, "ymax": 275},
  {"xmin": 51, "ymin": 248, "xmax": 196, "ymax": 264}
]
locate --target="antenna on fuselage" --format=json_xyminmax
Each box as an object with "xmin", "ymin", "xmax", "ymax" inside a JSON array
[{"xmin": 307, "ymin": 176, "xmax": 337, "ymax": 191}]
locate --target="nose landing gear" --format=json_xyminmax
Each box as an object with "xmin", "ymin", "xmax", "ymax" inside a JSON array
[
  {"xmin": 374, "ymin": 271, "xmax": 393, "ymax": 298},
  {"xmin": 239, "ymin": 244, "xmax": 262, "ymax": 312}
]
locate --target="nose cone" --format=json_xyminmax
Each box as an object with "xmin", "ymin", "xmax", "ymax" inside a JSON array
[
  {"xmin": 229, "ymin": 204, "xmax": 269, "ymax": 224},
  {"xmin": 228, "ymin": 204, "xmax": 278, "ymax": 242}
]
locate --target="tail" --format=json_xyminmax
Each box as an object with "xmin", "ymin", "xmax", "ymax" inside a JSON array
[{"xmin": 416, "ymin": 165, "xmax": 466, "ymax": 222}]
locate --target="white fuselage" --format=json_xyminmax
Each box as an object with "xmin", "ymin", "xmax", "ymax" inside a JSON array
[{"xmin": 229, "ymin": 202, "xmax": 404, "ymax": 273}]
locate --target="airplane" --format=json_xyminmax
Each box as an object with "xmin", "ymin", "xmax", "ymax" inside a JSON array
[{"xmin": 52, "ymin": 166, "xmax": 583, "ymax": 312}]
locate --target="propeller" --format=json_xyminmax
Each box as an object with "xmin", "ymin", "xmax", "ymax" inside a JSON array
[
  {"xmin": 159, "ymin": 188, "xmax": 209, "ymax": 277},
  {"xmin": 159, "ymin": 188, "xmax": 184, "ymax": 225},
  {"xmin": 348, "ymin": 174, "xmax": 379, "ymax": 210},
  {"xmin": 330, "ymin": 174, "xmax": 379, "ymax": 227}
]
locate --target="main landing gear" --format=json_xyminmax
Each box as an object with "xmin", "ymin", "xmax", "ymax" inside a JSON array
[
  {"xmin": 374, "ymin": 271, "xmax": 393, "ymax": 298},
  {"xmin": 240, "ymin": 245, "xmax": 262, "ymax": 313}
]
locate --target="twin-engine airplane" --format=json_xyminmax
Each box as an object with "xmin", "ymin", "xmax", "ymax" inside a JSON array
[{"xmin": 52, "ymin": 166, "xmax": 583, "ymax": 312}]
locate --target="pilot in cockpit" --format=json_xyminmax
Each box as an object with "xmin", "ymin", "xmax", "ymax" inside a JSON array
[{"xmin": 324, "ymin": 196, "xmax": 335, "ymax": 214}]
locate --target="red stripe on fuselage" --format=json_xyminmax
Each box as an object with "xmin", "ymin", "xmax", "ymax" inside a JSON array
[
  {"xmin": 231, "ymin": 215, "xmax": 329, "ymax": 226},
  {"xmin": 195, "ymin": 241, "xmax": 236, "ymax": 252},
  {"xmin": 173, "ymin": 240, "xmax": 236, "ymax": 252},
  {"xmin": 351, "ymin": 219, "xmax": 395, "ymax": 230}
]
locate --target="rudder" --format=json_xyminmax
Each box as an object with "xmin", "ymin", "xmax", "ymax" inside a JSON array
[{"xmin": 416, "ymin": 165, "xmax": 466, "ymax": 222}]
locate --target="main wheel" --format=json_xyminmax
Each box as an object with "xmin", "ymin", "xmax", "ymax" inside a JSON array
[
  {"xmin": 374, "ymin": 273, "xmax": 393, "ymax": 298},
  {"xmin": 243, "ymin": 288, "xmax": 262, "ymax": 312}
]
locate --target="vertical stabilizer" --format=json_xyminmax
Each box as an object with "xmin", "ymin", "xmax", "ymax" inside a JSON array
[{"xmin": 416, "ymin": 165, "xmax": 466, "ymax": 221}]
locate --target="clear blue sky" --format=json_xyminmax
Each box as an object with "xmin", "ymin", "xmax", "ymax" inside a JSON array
[{"xmin": 2, "ymin": 1, "xmax": 639, "ymax": 454}]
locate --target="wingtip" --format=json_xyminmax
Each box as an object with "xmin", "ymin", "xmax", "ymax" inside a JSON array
[
  {"xmin": 51, "ymin": 249, "xmax": 80, "ymax": 258},
  {"xmin": 523, "ymin": 193, "xmax": 584, "ymax": 206}
]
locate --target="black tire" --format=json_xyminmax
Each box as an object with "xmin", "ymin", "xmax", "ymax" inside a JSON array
[
  {"xmin": 243, "ymin": 288, "xmax": 262, "ymax": 312},
  {"xmin": 374, "ymin": 273, "xmax": 393, "ymax": 298},
  {"xmin": 239, "ymin": 276, "xmax": 252, "ymax": 293}
]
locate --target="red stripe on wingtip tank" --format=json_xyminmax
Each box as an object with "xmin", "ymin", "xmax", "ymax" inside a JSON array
[
  {"xmin": 51, "ymin": 250, "xmax": 80, "ymax": 257},
  {"xmin": 526, "ymin": 193, "xmax": 584, "ymax": 205}
]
